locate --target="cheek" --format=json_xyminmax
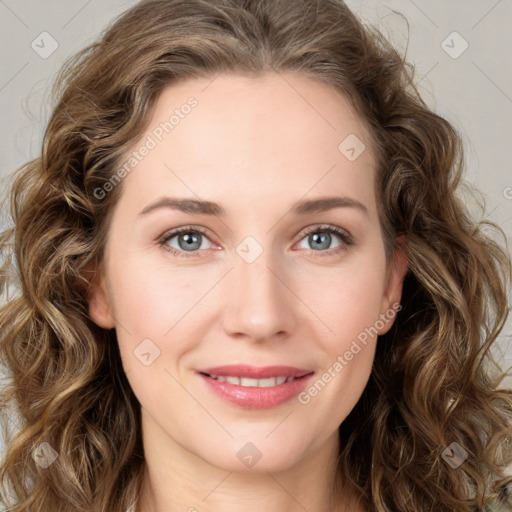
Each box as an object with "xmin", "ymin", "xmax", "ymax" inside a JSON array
[
  {"xmin": 108, "ymin": 257, "xmax": 206, "ymax": 335},
  {"xmin": 296, "ymin": 253, "xmax": 388, "ymax": 349},
  {"xmin": 106, "ymin": 254, "xmax": 218, "ymax": 386},
  {"xmin": 295, "ymin": 261, "xmax": 386, "ymax": 422}
]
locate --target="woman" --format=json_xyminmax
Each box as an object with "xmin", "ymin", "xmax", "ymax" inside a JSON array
[{"xmin": 0, "ymin": 1, "xmax": 511, "ymax": 511}]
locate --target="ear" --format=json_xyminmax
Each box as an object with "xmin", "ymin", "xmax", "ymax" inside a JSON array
[
  {"xmin": 378, "ymin": 236, "xmax": 408, "ymax": 335},
  {"xmin": 81, "ymin": 260, "xmax": 116, "ymax": 329}
]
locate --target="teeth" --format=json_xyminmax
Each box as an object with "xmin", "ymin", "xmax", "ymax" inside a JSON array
[
  {"xmin": 258, "ymin": 377, "xmax": 279, "ymax": 387},
  {"xmin": 208, "ymin": 374, "xmax": 295, "ymax": 387},
  {"xmin": 240, "ymin": 377, "xmax": 259, "ymax": 387}
]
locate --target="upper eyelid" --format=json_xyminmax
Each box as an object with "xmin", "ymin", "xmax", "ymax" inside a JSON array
[
  {"xmin": 300, "ymin": 224, "xmax": 351, "ymax": 237},
  {"xmin": 160, "ymin": 225, "xmax": 215, "ymax": 243}
]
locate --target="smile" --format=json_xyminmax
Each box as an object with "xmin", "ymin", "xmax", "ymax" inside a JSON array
[{"xmin": 196, "ymin": 365, "xmax": 315, "ymax": 409}]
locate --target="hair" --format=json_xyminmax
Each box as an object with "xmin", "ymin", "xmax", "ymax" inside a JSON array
[{"xmin": 1, "ymin": 0, "xmax": 511, "ymax": 510}]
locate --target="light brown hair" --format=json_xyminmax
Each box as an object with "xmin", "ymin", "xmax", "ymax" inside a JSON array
[{"xmin": 1, "ymin": 1, "xmax": 511, "ymax": 510}]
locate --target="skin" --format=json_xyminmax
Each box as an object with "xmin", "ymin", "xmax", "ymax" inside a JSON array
[{"xmin": 87, "ymin": 71, "xmax": 408, "ymax": 512}]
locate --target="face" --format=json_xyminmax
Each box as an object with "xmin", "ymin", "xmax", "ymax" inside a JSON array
[{"xmin": 88, "ymin": 71, "xmax": 407, "ymax": 473}]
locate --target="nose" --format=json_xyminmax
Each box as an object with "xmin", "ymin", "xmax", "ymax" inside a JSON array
[{"xmin": 221, "ymin": 245, "xmax": 297, "ymax": 344}]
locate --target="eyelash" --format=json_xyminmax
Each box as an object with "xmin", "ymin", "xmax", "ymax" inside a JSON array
[{"xmin": 157, "ymin": 224, "xmax": 354, "ymax": 259}]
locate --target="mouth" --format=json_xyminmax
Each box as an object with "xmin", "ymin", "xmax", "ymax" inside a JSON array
[{"xmin": 196, "ymin": 365, "xmax": 315, "ymax": 409}]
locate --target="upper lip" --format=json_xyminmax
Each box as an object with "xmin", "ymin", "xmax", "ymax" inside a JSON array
[{"xmin": 197, "ymin": 365, "xmax": 314, "ymax": 379}]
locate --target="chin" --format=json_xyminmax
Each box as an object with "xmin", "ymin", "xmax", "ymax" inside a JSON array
[{"xmin": 195, "ymin": 435, "xmax": 314, "ymax": 474}]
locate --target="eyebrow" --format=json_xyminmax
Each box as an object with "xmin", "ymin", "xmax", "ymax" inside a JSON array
[{"xmin": 138, "ymin": 195, "xmax": 369, "ymax": 217}]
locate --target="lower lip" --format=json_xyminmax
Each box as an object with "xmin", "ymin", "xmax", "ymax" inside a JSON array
[{"xmin": 198, "ymin": 373, "xmax": 314, "ymax": 409}]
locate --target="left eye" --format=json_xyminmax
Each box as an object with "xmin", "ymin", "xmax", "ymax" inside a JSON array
[{"xmin": 296, "ymin": 226, "xmax": 348, "ymax": 252}]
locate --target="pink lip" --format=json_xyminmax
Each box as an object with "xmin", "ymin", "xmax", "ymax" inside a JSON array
[{"xmin": 196, "ymin": 365, "xmax": 315, "ymax": 409}]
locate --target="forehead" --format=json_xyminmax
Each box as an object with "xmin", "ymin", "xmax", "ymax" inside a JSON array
[{"xmin": 117, "ymin": 71, "xmax": 378, "ymax": 218}]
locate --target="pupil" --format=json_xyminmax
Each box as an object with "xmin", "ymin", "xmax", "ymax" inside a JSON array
[
  {"xmin": 311, "ymin": 232, "xmax": 330, "ymax": 250},
  {"xmin": 180, "ymin": 233, "xmax": 201, "ymax": 251}
]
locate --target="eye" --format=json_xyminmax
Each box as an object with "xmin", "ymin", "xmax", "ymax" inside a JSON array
[
  {"xmin": 158, "ymin": 223, "xmax": 354, "ymax": 259},
  {"xmin": 158, "ymin": 226, "xmax": 216, "ymax": 258},
  {"xmin": 295, "ymin": 224, "xmax": 353, "ymax": 255}
]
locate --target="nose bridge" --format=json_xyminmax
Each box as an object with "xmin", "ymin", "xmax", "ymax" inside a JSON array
[{"xmin": 221, "ymin": 239, "xmax": 295, "ymax": 341}]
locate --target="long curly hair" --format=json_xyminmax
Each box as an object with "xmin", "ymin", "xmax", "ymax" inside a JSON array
[{"xmin": 1, "ymin": 1, "xmax": 511, "ymax": 510}]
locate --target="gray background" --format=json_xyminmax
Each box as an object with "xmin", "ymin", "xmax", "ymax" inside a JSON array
[{"xmin": 0, "ymin": 0, "xmax": 511, "ymax": 456}]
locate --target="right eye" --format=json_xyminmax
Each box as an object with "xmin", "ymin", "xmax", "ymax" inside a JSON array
[{"xmin": 158, "ymin": 226, "xmax": 217, "ymax": 258}]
